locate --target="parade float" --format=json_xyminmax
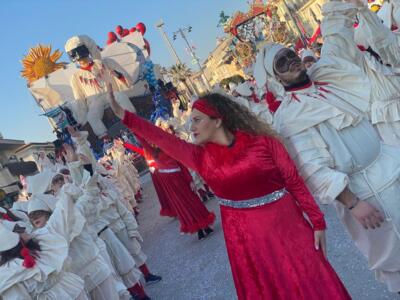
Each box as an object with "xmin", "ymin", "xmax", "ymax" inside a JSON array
[
  {"xmin": 219, "ymin": 0, "xmax": 293, "ymax": 68},
  {"xmin": 21, "ymin": 23, "xmax": 159, "ymax": 154}
]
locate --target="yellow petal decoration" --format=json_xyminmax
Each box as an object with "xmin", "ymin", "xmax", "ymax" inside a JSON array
[{"xmin": 21, "ymin": 45, "xmax": 66, "ymax": 83}]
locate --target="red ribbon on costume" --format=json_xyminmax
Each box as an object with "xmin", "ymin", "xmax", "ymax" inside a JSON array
[
  {"xmin": 80, "ymin": 61, "xmax": 94, "ymax": 71},
  {"xmin": 123, "ymin": 142, "xmax": 145, "ymax": 156},
  {"xmin": 250, "ymin": 92, "xmax": 261, "ymax": 103},
  {"xmin": 20, "ymin": 242, "xmax": 36, "ymax": 269},
  {"xmin": 192, "ymin": 98, "xmax": 222, "ymax": 119},
  {"xmin": 265, "ymin": 91, "xmax": 281, "ymax": 113},
  {"xmin": 0, "ymin": 212, "xmax": 12, "ymax": 221}
]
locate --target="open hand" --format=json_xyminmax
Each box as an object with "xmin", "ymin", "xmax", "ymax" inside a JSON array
[
  {"xmin": 350, "ymin": 201, "xmax": 384, "ymax": 229},
  {"xmin": 62, "ymin": 144, "xmax": 78, "ymax": 163},
  {"xmin": 314, "ymin": 230, "xmax": 327, "ymax": 258},
  {"xmin": 78, "ymin": 154, "xmax": 91, "ymax": 165},
  {"xmin": 67, "ymin": 126, "xmax": 80, "ymax": 138}
]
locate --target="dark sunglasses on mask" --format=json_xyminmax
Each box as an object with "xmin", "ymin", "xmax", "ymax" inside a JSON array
[{"xmin": 274, "ymin": 50, "xmax": 298, "ymax": 73}]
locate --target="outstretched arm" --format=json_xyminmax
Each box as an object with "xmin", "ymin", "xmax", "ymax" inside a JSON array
[
  {"xmin": 108, "ymin": 82, "xmax": 203, "ymax": 172},
  {"xmin": 357, "ymin": 1, "xmax": 400, "ymax": 67},
  {"xmin": 320, "ymin": 1, "xmax": 364, "ymax": 66}
]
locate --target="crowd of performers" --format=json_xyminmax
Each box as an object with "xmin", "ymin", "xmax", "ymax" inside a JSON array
[
  {"xmin": 0, "ymin": 127, "xmax": 163, "ymax": 300},
  {"xmin": 2, "ymin": 0, "xmax": 400, "ymax": 299}
]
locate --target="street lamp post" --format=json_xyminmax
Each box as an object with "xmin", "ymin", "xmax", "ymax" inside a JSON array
[
  {"xmin": 173, "ymin": 26, "xmax": 211, "ymax": 91},
  {"xmin": 155, "ymin": 19, "xmax": 183, "ymax": 65},
  {"xmin": 155, "ymin": 19, "xmax": 198, "ymax": 97}
]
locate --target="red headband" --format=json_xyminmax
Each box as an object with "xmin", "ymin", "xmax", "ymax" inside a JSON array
[{"xmin": 192, "ymin": 98, "xmax": 222, "ymax": 119}]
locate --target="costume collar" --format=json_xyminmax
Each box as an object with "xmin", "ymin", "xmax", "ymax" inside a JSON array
[
  {"xmin": 284, "ymin": 77, "xmax": 312, "ymax": 92},
  {"xmin": 80, "ymin": 61, "xmax": 94, "ymax": 71}
]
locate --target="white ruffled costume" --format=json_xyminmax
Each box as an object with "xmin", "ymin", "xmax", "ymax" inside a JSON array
[{"xmin": 255, "ymin": 1, "xmax": 400, "ymax": 292}]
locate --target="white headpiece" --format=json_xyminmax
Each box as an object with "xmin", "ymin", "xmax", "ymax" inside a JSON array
[
  {"xmin": 235, "ymin": 81, "xmax": 253, "ymax": 97},
  {"xmin": 254, "ymin": 43, "xmax": 285, "ymax": 97},
  {"xmin": 26, "ymin": 169, "xmax": 56, "ymax": 195},
  {"xmin": 228, "ymin": 82, "xmax": 238, "ymax": 92},
  {"xmin": 65, "ymin": 35, "xmax": 102, "ymax": 61},
  {"xmin": 12, "ymin": 201, "xmax": 29, "ymax": 213},
  {"xmin": 0, "ymin": 224, "xmax": 20, "ymax": 252},
  {"xmin": 28, "ymin": 194, "xmax": 57, "ymax": 214},
  {"xmin": 300, "ymin": 49, "xmax": 316, "ymax": 61}
]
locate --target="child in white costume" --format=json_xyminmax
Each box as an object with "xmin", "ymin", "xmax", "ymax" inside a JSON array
[
  {"xmin": 0, "ymin": 188, "xmax": 88, "ymax": 299},
  {"xmin": 66, "ymin": 128, "xmax": 161, "ymax": 284},
  {"xmin": 60, "ymin": 144, "xmax": 151, "ymax": 300},
  {"xmin": 27, "ymin": 187, "xmax": 120, "ymax": 300}
]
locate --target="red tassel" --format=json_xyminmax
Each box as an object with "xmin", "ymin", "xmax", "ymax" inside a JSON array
[
  {"xmin": 21, "ymin": 246, "xmax": 36, "ymax": 268},
  {"xmin": 23, "ymin": 255, "xmax": 36, "ymax": 268}
]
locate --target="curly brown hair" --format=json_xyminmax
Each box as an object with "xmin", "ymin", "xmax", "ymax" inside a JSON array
[{"xmin": 199, "ymin": 93, "xmax": 277, "ymax": 137}]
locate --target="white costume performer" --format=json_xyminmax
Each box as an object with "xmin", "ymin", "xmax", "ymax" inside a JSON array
[
  {"xmin": 28, "ymin": 188, "xmax": 119, "ymax": 300},
  {"xmin": 255, "ymin": 1, "xmax": 400, "ymax": 293},
  {"xmin": 64, "ymin": 134, "xmax": 152, "ymax": 298},
  {"xmin": 0, "ymin": 190, "xmax": 88, "ymax": 299},
  {"xmin": 354, "ymin": 3, "xmax": 400, "ymax": 68},
  {"xmin": 65, "ymin": 35, "xmax": 136, "ymax": 138},
  {"xmin": 66, "ymin": 162, "xmax": 142, "ymax": 293},
  {"xmin": 353, "ymin": 6, "xmax": 400, "ymax": 145},
  {"xmin": 233, "ymin": 81, "xmax": 273, "ymax": 124}
]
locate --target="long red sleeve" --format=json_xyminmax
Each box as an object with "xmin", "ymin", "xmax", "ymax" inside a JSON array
[
  {"xmin": 122, "ymin": 111, "xmax": 203, "ymax": 172},
  {"xmin": 269, "ymin": 137, "xmax": 326, "ymax": 230}
]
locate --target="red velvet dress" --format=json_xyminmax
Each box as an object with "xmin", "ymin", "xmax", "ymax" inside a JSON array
[
  {"xmin": 143, "ymin": 149, "xmax": 177, "ymax": 217},
  {"xmin": 140, "ymin": 137, "xmax": 215, "ymax": 233},
  {"xmin": 123, "ymin": 112, "xmax": 351, "ymax": 300}
]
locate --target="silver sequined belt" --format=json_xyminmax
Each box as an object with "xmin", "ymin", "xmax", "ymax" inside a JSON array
[
  {"xmin": 218, "ymin": 188, "xmax": 287, "ymax": 209},
  {"xmin": 158, "ymin": 168, "xmax": 181, "ymax": 173}
]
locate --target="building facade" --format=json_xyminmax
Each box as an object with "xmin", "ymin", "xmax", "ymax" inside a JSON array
[{"xmin": 201, "ymin": 37, "xmax": 245, "ymax": 88}]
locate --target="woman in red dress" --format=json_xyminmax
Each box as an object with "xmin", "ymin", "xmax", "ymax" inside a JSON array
[
  {"xmin": 109, "ymin": 87, "xmax": 351, "ymax": 299},
  {"xmin": 143, "ymin": 149, "xmax": 177, "ymax": 218},
  {"xmin": 140, "ymin": 134, "xmax": 215, "ymax": 239}
]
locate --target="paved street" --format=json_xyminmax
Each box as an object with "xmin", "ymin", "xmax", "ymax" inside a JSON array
[{"xmin": 137, "ymin": 173, "xmax": 395, "ymax": 300}]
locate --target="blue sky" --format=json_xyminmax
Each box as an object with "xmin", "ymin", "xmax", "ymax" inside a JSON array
[{"xmin": 0, "ymin": 0, "xmax": 248, "ymax": 142}]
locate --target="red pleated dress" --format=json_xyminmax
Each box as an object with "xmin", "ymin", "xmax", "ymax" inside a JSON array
[
  {"xmin": 123, "ymin": 111, "xmax": 351, "ymax": 300},
  {"xmin": 140, "ymin": 138, "xmax": 215, "ymax": 233}
]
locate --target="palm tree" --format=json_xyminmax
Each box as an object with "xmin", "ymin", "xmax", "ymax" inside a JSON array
[{"xmin": 167, "ymin": 63, "xmax": 197, "ymax": 96}]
